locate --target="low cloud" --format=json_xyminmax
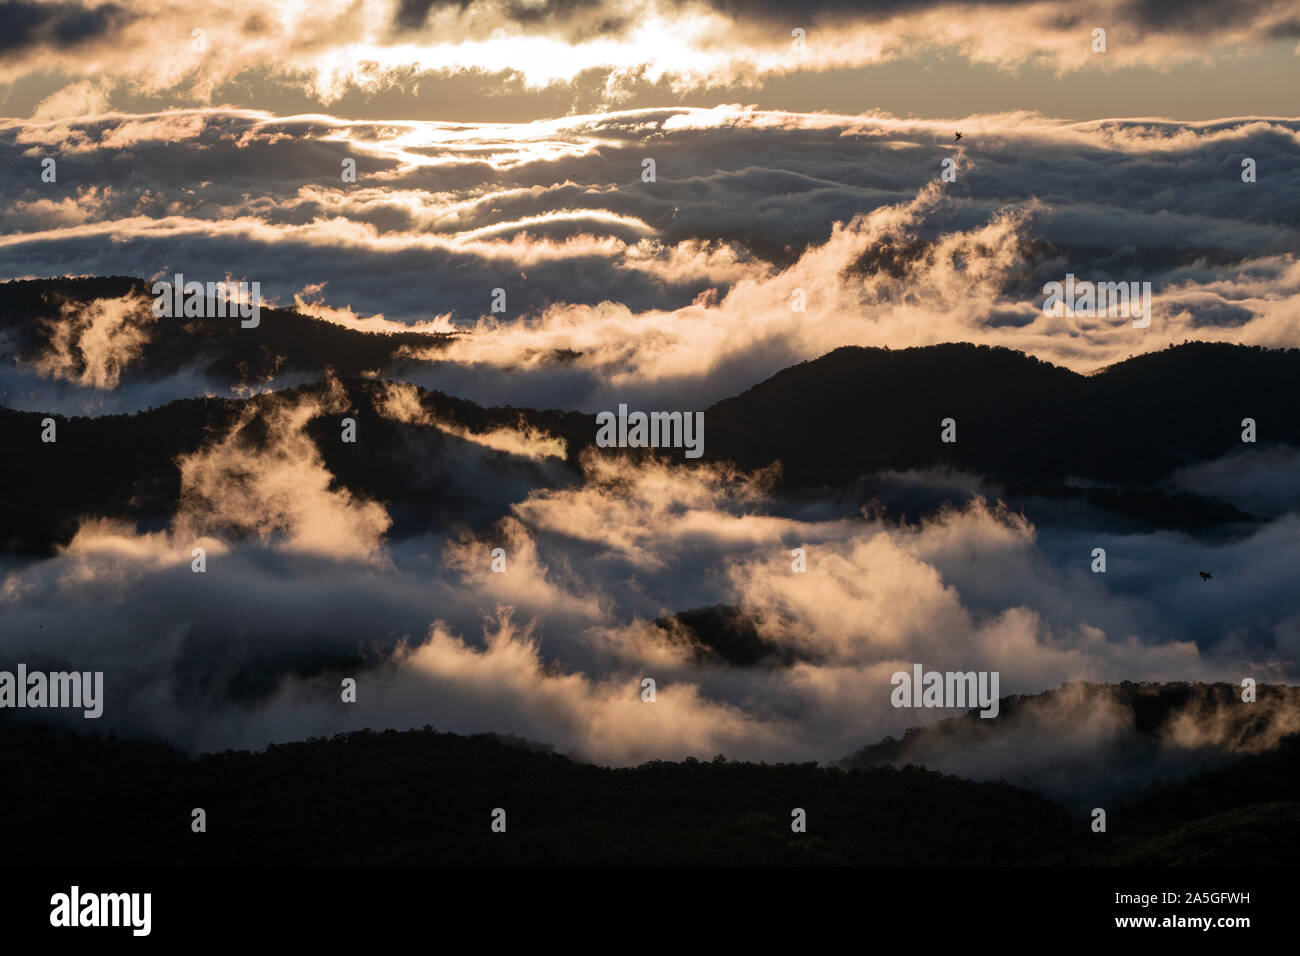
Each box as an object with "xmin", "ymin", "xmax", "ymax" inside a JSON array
[
  {"xmin": 2, "ymin": 108, "xmax": 1296, "ymax": 414},
  {"xmin": 2, "ymin": 440, "xmax": 1295, "ymax": 792}
]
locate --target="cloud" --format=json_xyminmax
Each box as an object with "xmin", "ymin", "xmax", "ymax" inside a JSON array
[
  {"xmin": 28, "ymin": 291, "xmax": 152, "ymax": 388},
  {"xmin": 1170, "ymin": 445, "xmax": 1300, "ymax": 517},
  {"xmin": 0, "ymin": 106, "xmax": 1294, "ymax": 416},
  {"xmin": 0, "ymin": 0, "xmax": 1294, "ymax": 115},
  {"xmin": 846, "ymin": 680, "xmax": 1300, "ymax": 809},
  {"xmin": 171, "ymin": 378, "xmax": 393, "ymax": 562},
  {"xmin": 0, "ymin": 1, "xmax": 134, "ymax": 57},
  {"xmin": 375, "ymin": 380, "xmax": 566, "ymax": 460},
  {"xmin": 30, "ymin": 78, "xmax": 112, "ymax": 120},
  {"xmin": 3, "ymin": 434, "xmax": 1295, "ymax": 789},
  {"xmin": 1, "ymin": 107, "xmax": 1296, "ymax": 415}
]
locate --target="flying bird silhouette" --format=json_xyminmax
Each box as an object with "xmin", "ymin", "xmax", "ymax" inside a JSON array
[
  {"xmin": 1199, "ymin": 571, "xmax": 1212, "ymax": 581},
  {"xmin": 954, "ymin": 131, "xmax": 962, "ymax": 141}
]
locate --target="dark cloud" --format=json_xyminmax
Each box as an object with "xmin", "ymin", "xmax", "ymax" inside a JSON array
[
  {"xmin": 1267, "ymin": 15, "xmax": 1300, "ymax": 38},
  {"xmin": 685, "ymin": 0, "xmax": 1037, "ymax": 25},
  {"xmin": 390, "ymin": 0, "xmax": 632, "ymax": 40},
  {"xmin": 390, "ymin": 0, "xmax": 473, "ymax": 32},
  {"xmin": 0, "ymin": 0, "xmax": 133, "ymax": 55},
  {"xmin": 1132, "ymin": 0, "xmax": 1283, "ymax": 32},
  {"xmin": 686, "ymin": 0, "xmax": 1290, "ymax": 35}
]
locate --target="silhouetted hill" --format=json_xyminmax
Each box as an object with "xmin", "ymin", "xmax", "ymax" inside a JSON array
[
  {"xmin": 843, "ymin": 681, "xmax": 1300, "ymax": 770},
  {"xmin": 1119, "ymin": 735, "xmax": 1300, "ymax": 837},
  {"xmin": 0, "ymin": 718, "xmax": 1108, "ymax": 866},
  {"xmin": 700, "ymin": 342, "xmax": 1300, "ymax": 499},
  {"xmin": 1113, "ymin": 803, "xmax": 1300, "ymax": 866},
  {"xmin": 2, "ymin": 704, "xmax": 1294, "ymax": 865},
  {"xmin": 840, "ymin": 680, "xmax": 1300, "ymax": 815},
  {"xmin": 0, "ymin": 378, "xmax": 591, "ymax": 555},
  {"xmin": 4, "ymin": 276, "xmax": 1296, "ymax": 552},
  {"xmin": 0, "ymin": 276, "xmax": 453, "ymax": 386}
]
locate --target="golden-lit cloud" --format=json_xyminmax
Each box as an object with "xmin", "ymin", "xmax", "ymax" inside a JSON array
[{"xmin": 0, "ymin": 0, "xmax": 1295, "ymax": 118}]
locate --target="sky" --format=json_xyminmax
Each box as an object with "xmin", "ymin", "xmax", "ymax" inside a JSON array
[{"xmin": 0, "ymin": 0, "xmax": 1297, "ymax": 121}]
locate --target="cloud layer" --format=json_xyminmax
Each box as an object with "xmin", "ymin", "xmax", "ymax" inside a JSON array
[
  {"xmin": 2, "ymin": 107, "xmax": 1298, "ymax": 414},
  {"xmin": 2, "ymin": 402, "xmax": 1296, "ymax": 797},
  {"xmin": 1, "ymin": 0, "xmax": 1296, "ymax": 118}
]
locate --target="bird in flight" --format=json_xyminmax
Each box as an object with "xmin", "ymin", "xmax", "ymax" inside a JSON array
[
  {"xmin": 954, "ymin": 131, "xmax": 962, "ymax": 141},
  {"xmin": 1199, "ymin": 571, "xmax": 1212, "ymax": 581}
]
